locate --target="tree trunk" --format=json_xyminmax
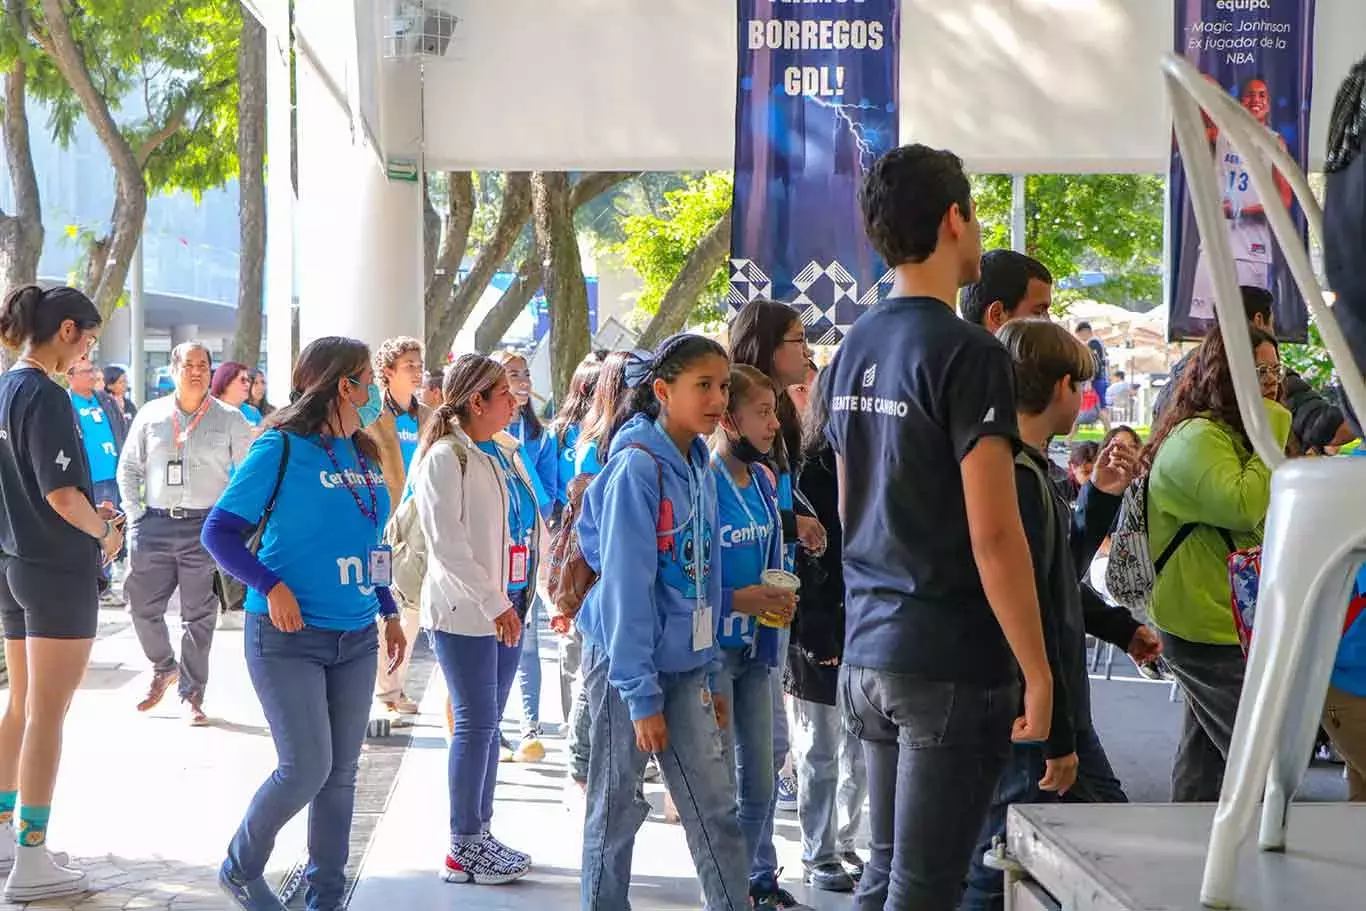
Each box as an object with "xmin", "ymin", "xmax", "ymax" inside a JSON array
[
  {"xmin": 422, "ymin": 171, "xmax": 475, "ymax": 361},
  {"xmin": 231, "ymin": 4, "xmax": 268, "ymax": 366},
  {"xmin": 432, "ymin": 172, "xmax": 532, "ymax": 357},
  {"xmin": 39, "ymin": 0, "xmax": 150, "ymax": 321},
  {"xmin": 422, "ymin": 177, "xmax": 440, "ymax": 285},
  {"xmin": 469, "ymin": 171, "xmax": 638, "ymax": 354},
  {"xmin": 473, "ymin": 258, "xmax": 543, "ymax": 354},
  {"xmin": 638, "ymin": 210, "xmax": 733, "ymax": 349},
  {"xmin": 532, "ymin": 172, "xmax": 590, "ymax": 400},
  {"xmin": 0, "ymin": 2, "xmax": 45, "ymax": 299}
]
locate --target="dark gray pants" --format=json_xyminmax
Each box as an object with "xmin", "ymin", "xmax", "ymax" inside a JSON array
[
  {"xmin": 126, "ymin": 513, "xmax": 219, "ymax": 701},
  {"xmin": 1160, "ymin": 631, "xmax": 1246, "ymax": 802}
]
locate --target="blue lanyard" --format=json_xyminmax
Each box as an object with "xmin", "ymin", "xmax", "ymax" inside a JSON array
[
  {"xmin": 712, "ymin": 457, "xmax": 771, "ymax": 537},
  {"xmin": 652, "ymin": 421, "xmax": 708, "ymax": 610},
  {"xmin": 489, "ymin": 446, "xmax": 530, "ymax": 541}
]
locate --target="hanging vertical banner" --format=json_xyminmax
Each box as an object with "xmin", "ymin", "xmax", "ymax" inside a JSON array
[
  {"xmin": 730, "ymin": 1, "xmax": 900, "ymax": 344},
  {"xmin": 1168, "ymin": 0, "xmax": 1316, "ymax": 342}
]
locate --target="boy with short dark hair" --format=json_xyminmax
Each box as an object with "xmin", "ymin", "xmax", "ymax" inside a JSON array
[
  {"xmin": 960, "ymin": 319, "xmax": 1161, "ymax": 911},
  {"xmin": 825, "ymin": 143, "xmax": 1054, "ymax": 910}
]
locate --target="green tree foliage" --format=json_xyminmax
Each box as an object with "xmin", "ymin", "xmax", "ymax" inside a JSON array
[
  {"xmin": 1282, "ymin": 320, "xmax": 1334, "ymax": 388},
  {"xmin": 615, "ymin": 172, "xmax": 732, "ymax": 326},
  {"xmin": 971, "ymin": 173, "xmax": 1164, "ymax": 310}
]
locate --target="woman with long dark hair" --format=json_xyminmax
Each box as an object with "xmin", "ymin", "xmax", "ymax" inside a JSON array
[
  {"xmin": 0, "ymin": 285, "xmax": 115, "ymax": 900},
  {"xmin": 101, "ymin": 365, "xmax": 137, "ymax": 428},
  {"xmin": 550, "ymin": 353, "xmax": 602, "ymax": 516},
  {"xmin": 202, "ymin": 337, "xmax": 405, "ymax": 911},
  {"xmin": 246, "ymin": 369, "xmax": 274, "ymax": 419},
  {"xmin": 410, "ymin": 353, "xmax": 541, "ymax": 885},
  {"xmin": 728, "ymin": 297, "xmax": 826, "ymax": 907},
  {"xmin": 1143, "ymin": 324, "xmax": 1290, "ymax": 802},
  {"xmin": 575, "ymin": 350, "xmax": 631, "ymax": 476}
]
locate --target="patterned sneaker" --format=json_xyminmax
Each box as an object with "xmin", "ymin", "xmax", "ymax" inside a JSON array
[
  {"xmin": 482, "ymin": 833, "xmax": 531, "ymax": 867},
  {"xmin": 441, "ymin": 839, "xmax": 528, "ymax": 885}
]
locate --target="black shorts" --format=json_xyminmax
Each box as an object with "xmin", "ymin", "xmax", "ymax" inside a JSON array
[{"xmin": 0, "ymin": 556, "xmax": 99, "ymax": 640}]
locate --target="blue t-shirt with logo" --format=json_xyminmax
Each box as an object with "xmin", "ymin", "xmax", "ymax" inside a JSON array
[
  {"xmin": 395, "ymin": 412, "xmax": 421, "ymax": 471},
  {"xmin": 216, "ymin": 430, "xmax": 391, "ymax": 630},
  {"xmin": 714, "ymin": 463, "xmax": 776, "ymax": 651},
  {"xmin": 241, "ymin": 403, "xmax": 263, "ymax": 426},
  {"xmin": 576, "ymin": 438, "xmax": 604, "ymax": 477},
  {"xmin": 475, "ymin": 441, "xmax": 538, "ymax": 592},
  {"xmin": 70, "ymin": 393, "xmax": 118, "ymax": 483}
]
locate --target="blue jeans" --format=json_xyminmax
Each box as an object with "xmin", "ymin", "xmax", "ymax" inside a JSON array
[
  {"xmin": 228, "ymin": 614, "xmax": 377, "ymax": 911},
  {"xmin": 429, "ymin": 626, "xmax": 523, "ymax": 840},
  {"xmin": 751, "ymin": 634, "xmax": 791, "ymax": 884},
  {"xmin": 580, "ymin": 640, "xmax": 749, "ymax": 910},
  {"xmin": 516, "ymin": 592, "xmax": 543, "ymax": 735},
  {"xmin": 960, "ymin": 725, "xmax": 1126, "ymax": 910},
  {"xmin": 714, "ymin": 648, "xmax": 775, "ymax": 875},
  {"xmin": 842, "ymin": 665, "xmax": 1017, "ymax": 911},
  {"xmin": 791, "ymin": 695, "xmax": 868, "ymax": 867}
]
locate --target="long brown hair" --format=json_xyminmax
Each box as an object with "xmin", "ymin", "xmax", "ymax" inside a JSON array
[
  {"xmin": 551, "ymin": 353, "xmax": 602, "ymax": 445},
  {"xmin": 269, "ymin": 337, "xmax": 379, "ymax": 461},
  {"xmin": 1142, "ymin": 324, "xmax": 1278, "ymax": 472},
  {"xmin": 493, "ymin": 349, "xmax": 543, "ymax": 439},
  {"xmin": 714, "ymin": 364, "xmax": 777, "ymax": 451},
  {"xmin": 418, "ymin": 353, "xmax": 506, "ymax": 459},
  {"xmin": 580, "ymin": 350, "xmax": 631, "ymax": 452},
  {"xmin": 730, "ymin": 298, "xmax": 803, "ymax": 472}
]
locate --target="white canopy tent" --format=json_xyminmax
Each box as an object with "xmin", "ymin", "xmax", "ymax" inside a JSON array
[{"xmin": 270, "ymin": 0, "xmax": 1366, "ymax": 358}]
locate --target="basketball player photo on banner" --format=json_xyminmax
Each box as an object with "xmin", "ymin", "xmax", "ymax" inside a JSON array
[{"xmin": 1167, "ymin": 0, "xmax": 1316, "ymax": 342}]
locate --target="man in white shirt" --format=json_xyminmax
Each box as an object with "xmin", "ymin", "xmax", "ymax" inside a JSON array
[{"xmin": 118, "ymin": 342, "xmax": 255, "ymax": 724}]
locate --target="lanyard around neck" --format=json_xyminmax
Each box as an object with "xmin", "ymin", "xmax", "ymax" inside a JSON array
[{"xmin": 713, "ymin": 456, "xmax": 770, "ymax": 536}]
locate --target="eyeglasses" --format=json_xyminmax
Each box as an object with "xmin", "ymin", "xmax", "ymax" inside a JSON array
[
  {"xmin": 1256, "ymin": 364, "xmax": 1286, "ymax": 381},
  {"xmin": 781, "ymin": 335, "xmax": 809, "ymax": 347}
]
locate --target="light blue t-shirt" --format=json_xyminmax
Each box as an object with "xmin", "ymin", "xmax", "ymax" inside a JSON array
[
  {"xmin": 395, "ymin": 412, "xmax": 421, "ymax": 471},
  {"xmin": 240, "ymin": 403, "xmax": 263, "ymax": 426},
  {"xmin": 71, "ymin": 393, "xmax": 118, "ymax": 483},
  {"xmin": 714, "ymin": 463, "xmax": 776, "ymax": 651},
  {"xmin": 217, "ymin": 430, "xmax": 391, "ymax": 630},
  {"xmin": 556, "ymin": 424, "xmax": 582, "ymax": 505},
  {"xmin": 575, "ymin": 439, "xmax": 604, "ymax": 477},
  {"xmin": 476, "ymin": 441, "xmax": 538, "ymax": 592},
  {"xmin": 777, "ymin": 470, "xmax": 797, "ymax": 572}
]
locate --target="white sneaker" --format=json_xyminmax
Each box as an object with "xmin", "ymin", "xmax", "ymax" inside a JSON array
[
  {"xmin": 3, "ymin": 844, "xmax": 87, "ymax": 903},
  {"xmin": 0, "ymin": 824, "xmax": 70, "ymax": 872}
]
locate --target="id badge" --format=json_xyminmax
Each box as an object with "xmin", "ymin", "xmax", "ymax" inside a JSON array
[
  {"xmin": 166, "ymin": 461, "xmax": 184, "ymax": 487},
  {"xmin": 692, "ymin": 602, "xmax": 714, "ymax": 652},
  {"xmin": 368, "ymin": 545, "xmax": 393, "ymax": 587},
  {"xmin": 508, "ymin": 544, "xmax": 529, "ymax": 586}
]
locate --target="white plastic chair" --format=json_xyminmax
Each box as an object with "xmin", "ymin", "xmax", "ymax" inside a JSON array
[{"xmin": 1162, "ymin": 53, "xmax": 1366, "ymax": 909}]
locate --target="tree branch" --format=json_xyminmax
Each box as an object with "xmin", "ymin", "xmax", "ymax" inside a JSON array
[
  {"xmin": 38, "ymin": 0, "xmax": 148, "ymax": 318},
  {"xmin": 534, "ymin": 171, "xmax": 591, "ymax": 398},
  {"xmin": 638, "ymin": 210, "xmax": 732, "ymax": 349},
  {"xmin": 1, "ymin": 0, "xmax": 44, "ymax": 288},
  {"xmin": 468, "ymin": 172, "xmax": 640, "ymax": 354},
  {"xmin": 421, "ymin": 171, "xmax": 475, "ymax": 358}
]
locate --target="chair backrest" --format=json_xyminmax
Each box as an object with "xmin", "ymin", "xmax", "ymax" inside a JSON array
[{"xmin": 1161, "ymin": 53, "xmax": 1366, "ymax": 469}]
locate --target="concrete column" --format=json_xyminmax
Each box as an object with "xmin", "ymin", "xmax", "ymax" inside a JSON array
[
  {"xmin": 264, "ymin": 0, "xmax": 295, "ymax": 408},
  {"xmin": 171, "ymin": 324, "xmax": 201, "ymax": 348},
  {"xmin": 295, "ymin": 53, "xmax": 423, "ymax": 353},
  {"xmin": 100, "ymin": 306, "xmax": 131, "ymax": 368}
]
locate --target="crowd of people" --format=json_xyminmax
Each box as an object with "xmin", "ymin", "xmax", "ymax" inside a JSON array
[{"xmin": 0, "ymin": 140, "xmax": 1362, "ymax": 911}]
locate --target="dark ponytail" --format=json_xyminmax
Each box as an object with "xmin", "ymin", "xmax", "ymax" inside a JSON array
[
  {"xmin": 0, "ymin": 284, "xmax": 100, "ymax": 351},
  {"xmin": 606, "ymin": 334, "xmax": 729, "ymax": 447}
]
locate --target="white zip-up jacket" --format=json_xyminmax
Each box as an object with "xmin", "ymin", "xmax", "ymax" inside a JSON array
[{"xmin": 410, "ymin": 424, "xmax": 547, "ymax": 637}]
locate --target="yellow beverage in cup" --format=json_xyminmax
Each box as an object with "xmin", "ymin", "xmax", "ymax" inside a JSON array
[{"xmin": 759, "ymin": 569, "xmax": 800, "ymax": 628}]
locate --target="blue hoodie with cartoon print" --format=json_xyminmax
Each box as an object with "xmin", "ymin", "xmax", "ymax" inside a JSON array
[
  {"xmin": 713, "ymin": 459, "xmax": 785, "ymax": 664},
  {"xmin": 575, "ymin": 413, "xmax": 723, "ymax": 722}
]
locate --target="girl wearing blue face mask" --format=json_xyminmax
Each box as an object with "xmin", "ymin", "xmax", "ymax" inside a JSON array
[
  {"xmin": 710, "ymin": 365, "xmax": 796, "ymax": 900},
  {"xmin": 201, "ymin": 337, "xmax": 405, "ymax": 911}
]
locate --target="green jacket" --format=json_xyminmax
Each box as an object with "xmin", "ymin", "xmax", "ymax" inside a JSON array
[{"xmin": 1148, "ymin": 400, "xmax": 1292, "ymax": 645}]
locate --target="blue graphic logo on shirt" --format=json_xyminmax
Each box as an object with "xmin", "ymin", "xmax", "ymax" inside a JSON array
[{"xmin": 659, "ymin": 516, "xmax": 712, "ymax": 600}]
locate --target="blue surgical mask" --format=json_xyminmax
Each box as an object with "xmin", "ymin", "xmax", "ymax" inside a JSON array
[{"xmin": 349, "ymin": 378, "xmax": 384, "ymax": 428}]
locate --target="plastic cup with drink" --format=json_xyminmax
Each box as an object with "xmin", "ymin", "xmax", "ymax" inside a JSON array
[{"xmin": 758, "ymin": 569, "xmax": 800, "ymax": 628}]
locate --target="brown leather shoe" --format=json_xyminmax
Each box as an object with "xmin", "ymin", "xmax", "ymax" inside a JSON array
[{"xmin": 136, "ymin": 669, "xmax": 179, "ymax": 713}]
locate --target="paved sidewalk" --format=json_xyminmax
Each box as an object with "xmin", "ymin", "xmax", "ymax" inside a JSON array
[{"xmin": 0, "ymin": 608, "xmax": 311, "ymax": 911}]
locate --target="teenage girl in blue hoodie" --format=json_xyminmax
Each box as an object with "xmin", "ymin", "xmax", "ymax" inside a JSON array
[
  {"xmin": 710, "ymin": 365, "xmax": 797, "ymax": 899},
  {"xmin": 575, "ymin": 334, "xmax": 750, "ymax": 911}
]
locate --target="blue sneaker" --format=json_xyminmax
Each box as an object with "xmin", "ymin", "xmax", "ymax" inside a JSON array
[
  {"xmin": 775, "ymin": 772, "xmax": 798, "ymax": 813},
  {"xmin": 218, "ymin": 860, "xmax": 285, "ymax": 911}
]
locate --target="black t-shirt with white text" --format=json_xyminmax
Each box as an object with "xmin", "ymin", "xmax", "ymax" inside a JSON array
[
  {"xmin": 824, "ymin": 297, "xmax": 1020, "ymax": 684},
  {"xmin": 0, "ymin": 367, "xmax": 99, "ymax": 568}
]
